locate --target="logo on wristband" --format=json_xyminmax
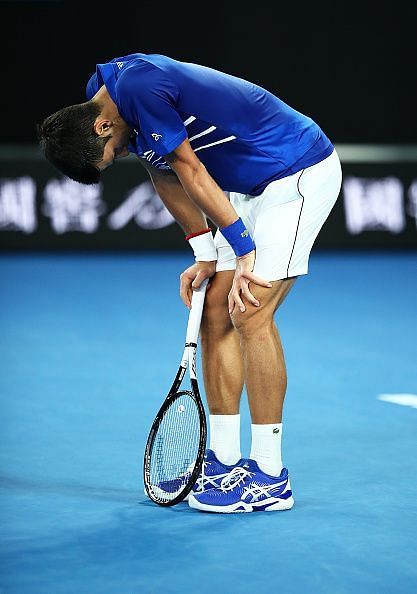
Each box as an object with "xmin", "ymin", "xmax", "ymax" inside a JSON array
[{"xmin": 220, "ymin": 217, "xmax": 255, "ymax": 257}]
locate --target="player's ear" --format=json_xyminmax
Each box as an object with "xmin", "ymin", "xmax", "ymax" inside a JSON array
[{"xmin": 93, "ymin": 118, "xmax": 113, "ymax": 137}]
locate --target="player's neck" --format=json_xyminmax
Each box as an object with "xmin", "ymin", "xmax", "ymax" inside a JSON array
[{"xmin": 91, "ymin": 86, "xmax": 119, "ymax": 121}]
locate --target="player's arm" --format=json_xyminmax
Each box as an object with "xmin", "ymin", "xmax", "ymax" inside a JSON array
[
  {"xmin": 137, "ymin": 157, "xmax": 217, "ymax": 307},
  {"xmin": 137, "ymin": 158, "xmax": 209, "ymax": 235},
  {"xmin": 164, "ymin": 139, "xmax": 238, "ymax": 229},
  {"xmin": 164, "ymin": 139, "xmax": 272, "ymax": 313}
]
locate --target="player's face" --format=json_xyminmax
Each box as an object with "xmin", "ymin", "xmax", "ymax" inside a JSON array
[{"xmin": 95, "ymin": 121, "xmax": 131, "ymax": 171}]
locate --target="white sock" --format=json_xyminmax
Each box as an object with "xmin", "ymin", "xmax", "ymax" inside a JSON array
[
  {"xmin": 209, "ymin": 414, "xmax": 241, "ymax": 465},
  {"xmin": 249, "ymin": 423, "xmax": 283, "ymax": 476}
]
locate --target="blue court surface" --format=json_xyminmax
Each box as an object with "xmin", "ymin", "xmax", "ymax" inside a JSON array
[{"xmin": 0, "ymin": 251, "xmax": 416, "ymax": 594}]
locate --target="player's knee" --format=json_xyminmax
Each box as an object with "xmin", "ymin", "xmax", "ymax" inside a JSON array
[
  {"xmin": 230, "ymin": 306, "xmax": 271, "ymax": 338},
  {"xmin": 231, "ymin": 278, "xmax": 296, "ymax": 337}
]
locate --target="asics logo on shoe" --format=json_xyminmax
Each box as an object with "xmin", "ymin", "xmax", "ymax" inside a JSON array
[{"xmin": 242, "ymin": 479, "xmax": 288, "ymax": 502}]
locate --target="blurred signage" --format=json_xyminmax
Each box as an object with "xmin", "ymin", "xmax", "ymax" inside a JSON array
[
  {"xmin": 0, "ymin": 177, "xmax": 37, "ymax": 234},
  {"xmin": 42, "ymin": 178, "xmax": 106, "ymax": 234},
  {"xmin": 107, "ymin": 181, "xmax": 175, "ymax": 231},
  {"xmin": 343, "ymin": 176, "xmax": 405, "ymax": 234},
  {"xmin": 0, "ymin": 151, "xmax": 416, "ymax": 249}
]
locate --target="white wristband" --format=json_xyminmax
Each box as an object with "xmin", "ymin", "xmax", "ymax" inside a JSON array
[{"xmin": 188, "ymin": 231, "xmax": 218, "ymax": 262}]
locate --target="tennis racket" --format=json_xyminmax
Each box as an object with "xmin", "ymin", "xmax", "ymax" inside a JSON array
[{"xmin": 143, "ymin": 279, "xmax": 208, "ymax": 506}]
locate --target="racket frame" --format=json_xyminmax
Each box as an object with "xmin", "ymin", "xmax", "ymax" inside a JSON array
[{"xmin": 143, "ymin": 282, "xmax": 208, "ymax": 507}]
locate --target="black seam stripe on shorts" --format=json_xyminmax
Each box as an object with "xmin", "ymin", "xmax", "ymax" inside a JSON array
[{"xmin": 286, "ymin": 169, "xmax": 306, "ymax": 278}]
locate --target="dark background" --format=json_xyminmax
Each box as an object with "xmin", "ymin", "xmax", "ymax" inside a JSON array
[
  {"xmin": 1, "ymin": 0, "xmax": 416, "ymax": 251},
  {"xmin": 3, "ymin": 0, "xmax": 417, "ymax": 144}
]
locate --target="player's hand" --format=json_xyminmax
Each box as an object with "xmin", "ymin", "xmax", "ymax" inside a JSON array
[
  {"xmin": 180, "ymin": 261, "xmax": 216, "ymax": 309},
  {"xmin": 228, "ymin": 250, "xmax": 272, "ymax": 314}
]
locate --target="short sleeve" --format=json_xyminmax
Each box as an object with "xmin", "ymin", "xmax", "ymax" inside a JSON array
[
  {"xmin": 115, "ymin": 62, "xmax": 187, "ymax": 156},
  {"xmin": 86, "ymin": 73, "xmax": 99, "ymax": 100}
]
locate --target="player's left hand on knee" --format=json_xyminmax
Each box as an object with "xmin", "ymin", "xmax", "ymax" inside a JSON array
[
  {"xmin": 180, "ymin": 261, "xmax": 216, "ymax": 309},
  {"xmin": 229, "ymin": 251, "xmax": 272, "ymax": 314}
]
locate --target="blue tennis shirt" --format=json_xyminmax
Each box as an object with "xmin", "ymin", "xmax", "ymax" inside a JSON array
[{"xmin": 86, "ymin": 53, "xmax": 333, "ymax": 196}]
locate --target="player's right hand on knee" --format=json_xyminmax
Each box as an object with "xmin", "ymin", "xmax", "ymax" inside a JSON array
[
  {"xmin": 229, "ymin": 251, "xmax": 272, "ymax": 314},
  {"xmin": 180, "ymin": 261, "xmax": 216, "ymax": 309}
]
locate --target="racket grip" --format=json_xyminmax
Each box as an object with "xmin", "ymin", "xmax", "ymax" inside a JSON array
[{"xmin": 186, "ymin": 278, "xmax": 209, "ymax": 344}]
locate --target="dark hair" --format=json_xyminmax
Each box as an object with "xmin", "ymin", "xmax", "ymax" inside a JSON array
[{"xmin": 37, "ymin": 102, "xmax": 111, "ymax": 184}]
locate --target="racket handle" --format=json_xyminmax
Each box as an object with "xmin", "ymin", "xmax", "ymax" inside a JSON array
[{"xmin": 186, "ymin": 278, "xmax": 209, "ymax": 344}]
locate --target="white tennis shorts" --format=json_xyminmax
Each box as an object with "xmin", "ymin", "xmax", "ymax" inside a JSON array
[{"xmin": 214, "ymin": 149, "xmax": 342, "ymax": 281}]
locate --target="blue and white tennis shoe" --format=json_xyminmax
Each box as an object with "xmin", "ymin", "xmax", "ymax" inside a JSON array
[
  {"xmin": 157, "ymin": 449, "xmax": 242, "ymax": 501},
  {"xmin": 188, "ymin": 459, "xmax": 294, "ymax": 513}
]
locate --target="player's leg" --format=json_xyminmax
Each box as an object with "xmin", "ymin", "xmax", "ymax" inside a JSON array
[
  {"xmin": 231, "ymin": 278, "xmax": 295, "ymax": 424},
  {"xmin": 190, "ymin": 286, "xmax": 298, "ymax": 514},
  {"xmin": 200, "ymin": 270, "xmax": 242, "ymax": 415},
  {"xmin": 199, "ymin": 270, "xmax": 244, "ymax": 467},
  {"xmin": 189, "ymin": 151, "xmax": 342, "ymax": 512},
  {"xmin": 230, "ymin": 278, "xmax": 295, "ymax": 479},
  {"xmin": 199, "ymin": 262, "xmax": 294, "ymax": 475},
  {"xmin": 234, "ymin": 151, "xmax": 341, "ymax": 480}
]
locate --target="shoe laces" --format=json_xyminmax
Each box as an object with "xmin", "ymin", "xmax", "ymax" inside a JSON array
[
  {"xmin": 220, "ymin": 466, "xmax": 253, "ymax": 492},
  {"xmin": 200, "ymin": 460, "xmax": 210, "ymax": 483},
  {"xmin": 195, "ymin": 460, "xmax": 230, "ymax": 491}
]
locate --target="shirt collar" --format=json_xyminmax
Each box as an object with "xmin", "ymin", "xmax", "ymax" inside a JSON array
[{"xmin": 96, "ymin": 62, "xmax": 118, "ymax": 104}]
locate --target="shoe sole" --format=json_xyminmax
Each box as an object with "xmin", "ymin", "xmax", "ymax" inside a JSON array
[{"xmin": 188, "ymin": 494, "xmax": 295, "ymax": 513}]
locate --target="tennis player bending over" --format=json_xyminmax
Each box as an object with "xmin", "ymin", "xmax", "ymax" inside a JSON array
[{"xmin": 39, "ymin": 52, "xmax": 342, "ymax": 513}]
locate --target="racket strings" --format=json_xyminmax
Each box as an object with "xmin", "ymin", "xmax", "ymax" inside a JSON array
[
  {"xmin": 149, "ymin": 391, "xmax": 201, "ymax": 503},
  {"xmin": 161, "ymin": 399, "xmax": 199, "ymax": 479}
]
